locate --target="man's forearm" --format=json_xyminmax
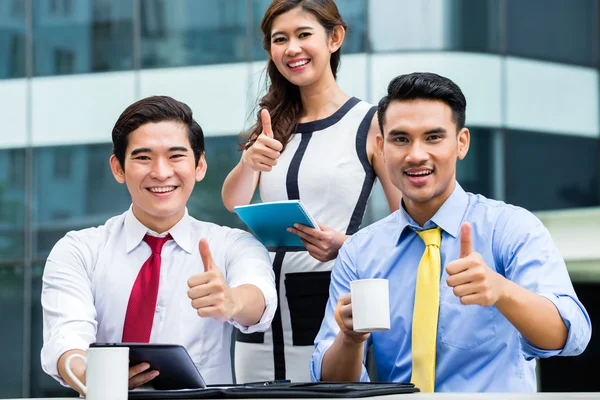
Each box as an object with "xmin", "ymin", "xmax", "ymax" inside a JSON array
[
  {"xmin": 57, "ymin": 349, "xmax": 86, "ymax": 395},
  {"xmin": 230, "ymin": 284, "xmax": 266, "ymax": 327},
  {"xmin": 496, "ymin": 279, "xmax": 568, "ymax": 350},
  {"xmin": 321, "ymin": 332, "xmax": 366, "ymax": 381}
]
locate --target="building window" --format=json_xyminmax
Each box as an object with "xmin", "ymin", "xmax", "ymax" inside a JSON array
[
  {"xmin": 219, "ymin": 2, "xmax": 243, "ymax": 29},
  {"xmin": 141, "ymin": 0, "xmax": 249, "ymax": 68},
  {"xmin": 141, "ymin": 0, "xmax": 166, "ymax": 39},
  {"xmin": 33, "ymin": 0, "xmax": 133, "ymax": 76},
  {"xmin": 456, "ymin": 127, "xmax": 493, "ymax": 198},
  {"xmin": 8, "ymin": 151, "xmax": 25, "ymax": 187},
  {"xmin": 505, "ymin": 0, "xmax": 598, "ymax": 66},
  {"xmin": 53, "ymin": 49, "xmax": 75, "ymax": 75},
  {"xmin": 10, "ymin": 0, "xmax": 25, "ymax": 16},
  {"xmin": 505, "ymin": 129, "xmax": 600, "ymax": 211},
  {"xmin": 50, "ymin": 0, "xmax": 73, "ymax": 16},
  {"xmin": 51, "ymin": 210, "xmax": 71, "ymax": 221},
  {"xmin": 9, "ymin": 34, "xmax": 26, "ymax": 79},
  {"xmin": 53, "ymin": 147, "xmax": 73, "ymax": 179}
]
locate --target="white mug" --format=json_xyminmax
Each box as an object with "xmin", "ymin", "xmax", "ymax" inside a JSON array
[
  {"xmin": 350, "ymin": 278, "xmax": 391, "ymax": 333},
  {"xmin": 64, "ymin": 346, "xmax": 129, "ymax": 400}
]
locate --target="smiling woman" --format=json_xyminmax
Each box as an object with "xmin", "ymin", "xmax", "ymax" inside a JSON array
[{"xmin": 221, "ymin": 0, "xmax": 402, "ymax": 384}]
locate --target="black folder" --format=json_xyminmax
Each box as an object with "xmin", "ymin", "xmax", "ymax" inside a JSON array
[{"xmin": 128, "ymin": 381, "xmax": 419, "ymax": 399}]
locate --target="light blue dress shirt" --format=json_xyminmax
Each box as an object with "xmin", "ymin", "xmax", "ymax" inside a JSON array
[{"xmin": 310, "ymin": 183, "xmax": 591, "ymax": 392}]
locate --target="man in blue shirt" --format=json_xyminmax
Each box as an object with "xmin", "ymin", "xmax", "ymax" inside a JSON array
[{"xmin": 310, "ymin": 72, "xmax": 591, "ymax": 392}]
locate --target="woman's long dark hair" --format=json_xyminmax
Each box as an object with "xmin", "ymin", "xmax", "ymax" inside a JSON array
[{"xmin": 242, "ymin": 0, "xmax": 347, "ymax": 151}]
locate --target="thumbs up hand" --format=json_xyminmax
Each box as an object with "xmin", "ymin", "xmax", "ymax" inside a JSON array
[
  {"xmin": 187, "ymin": 239, "xmax": 240, "ymax": 322},
  {"xmin": 242, "ymin": 109, "xmax": 283, "ymax": 172},
  {"xmin": 445, "ymin": 222, "xmax": 505, "ymax": 307}
]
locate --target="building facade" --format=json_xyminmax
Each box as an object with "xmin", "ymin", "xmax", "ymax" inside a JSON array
[{"xmin": 0, "ymin": 0, "xmax": 598, "ymax": 397}]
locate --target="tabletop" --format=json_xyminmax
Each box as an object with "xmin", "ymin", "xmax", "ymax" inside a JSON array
[{"xmin": 7, "ymin": 393, "xmax": 600, "ymax": 400}]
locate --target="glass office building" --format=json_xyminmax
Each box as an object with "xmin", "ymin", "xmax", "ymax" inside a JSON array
[{"xmin": 0, "ymin": 0, "xmax": 598, "ymax": 397}]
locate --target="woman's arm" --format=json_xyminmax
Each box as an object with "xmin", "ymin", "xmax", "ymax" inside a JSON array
[
  {"xmin": 222, "ymin": 156, "xmax": 261, "ymax": 212},
  {"xmin": 221, "ymin": 110, "xmax": 282, "ymax": 212}
]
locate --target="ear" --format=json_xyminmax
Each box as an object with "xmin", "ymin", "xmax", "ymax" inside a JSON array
[
  {"xmin": 328, "ymin": 25, "xmax": 345, "ymax": 53},
  {"xmin": 109, "ymin": 155, "xmax": 126, "ymax": 184},
  {"xmin": 457, "ymin": 127, "xmax": 470, "ymax": 160},
  {"xmin": 376, "ymin": 133, "xmax": 385, "ymax": 161},
  {"xmin": 195, "ymin": 153, "xmax": 207, "ymax": 182}
]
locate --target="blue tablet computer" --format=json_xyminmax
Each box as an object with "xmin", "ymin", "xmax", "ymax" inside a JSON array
[{"xmin": 89, "ymin": 343, "xmax": 206, "ymax": 390}]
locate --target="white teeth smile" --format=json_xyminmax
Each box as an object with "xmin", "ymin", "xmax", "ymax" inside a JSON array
[
  {"xmin": 406, "ymin": 170, "xmax": 433, "ymax": 176},
  {"xmin": 148, "ymin": 186, "xmax": 176, "ymax": 193},
  {"xmin": 288, "ymin": 60, "xmax": 309, "ymax": 68}
]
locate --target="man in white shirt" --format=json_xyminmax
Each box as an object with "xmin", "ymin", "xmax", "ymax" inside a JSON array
[{"xmin": 41, "ymin": 96, "xmax": 277, "ymax": 393}]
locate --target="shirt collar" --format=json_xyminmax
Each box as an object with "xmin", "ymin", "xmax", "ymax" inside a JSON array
[
  {"xmin": 395, "ymin": 182, "xmax": 469, "ymax": 241},
  {"xmin": 124, "ymin": 206, "xmax": 194, "ymax": 254}
]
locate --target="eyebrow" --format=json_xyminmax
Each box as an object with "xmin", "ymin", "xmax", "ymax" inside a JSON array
[
  {"xmin": 388, "ymin": 127, "xmax": 447, "ymax": 137},
  {"xmin": 168, "ymin": 146, "xmax": 189, "ymax": 153},
  {"xmin": 130, "ymin": 147, "xmax": 189, "ymax": 157},
  {"xmin": 271, "ymin": 26, "xmax": 314, "ymax": 38}
]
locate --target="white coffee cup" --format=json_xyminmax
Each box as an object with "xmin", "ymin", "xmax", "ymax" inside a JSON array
[
  {"xmin": 350, "ymin": 278, "xmax": 390, "ymax": 333},
  {"xmin": 64, "ymin": 346, "xmax": 129, "ymax": 400}
]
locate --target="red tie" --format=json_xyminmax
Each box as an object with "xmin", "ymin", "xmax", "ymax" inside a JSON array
[{"xmin": 122, "ymin": 234, "xmax": 172, "ymax": 343}]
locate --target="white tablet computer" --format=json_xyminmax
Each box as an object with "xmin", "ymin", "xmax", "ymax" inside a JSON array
[{"xmin": 89, "ymin": 343, "xmax": 206, "ymax": 390}]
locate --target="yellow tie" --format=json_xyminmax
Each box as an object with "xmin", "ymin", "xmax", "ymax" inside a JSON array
[{"xmin": 411, "ymin": 227, "xmax": 442, "ymax": 393}]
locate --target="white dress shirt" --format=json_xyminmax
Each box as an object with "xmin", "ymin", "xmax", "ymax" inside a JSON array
[{"xmin": 41, "ymin": 207, "xmax": 276, "ymax": 385}]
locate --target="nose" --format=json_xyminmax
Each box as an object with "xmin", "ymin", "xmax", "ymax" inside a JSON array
[
  {"xmin": 150, "ymin": 157, "xmax": 173, "ymax": 180},
  {"xmin": 285, "ymin": 38, "xmax": 301, "ymax": 57},
  {"xmin": 405, "ymin": 141, "xmax": 429, "ymax": 165}
]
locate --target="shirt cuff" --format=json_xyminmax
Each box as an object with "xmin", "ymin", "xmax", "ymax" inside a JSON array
[
  {"xmin": 311, "ymin": 339, "xmax": 333, "ymax": 382},
  {"xmin": 229, "ymin": 277, "xmax": 277, "ymax": 334},
  {"xmin": 41, "ymin": 333, "xmax": 93, "ymax": 386},
  {"xmin": 521, "ymin": 292, "xmax": 590, "ymax": 359},
  {"xmin": 310, "ymin": 339, "xmax": 370, "ymax": 382}
]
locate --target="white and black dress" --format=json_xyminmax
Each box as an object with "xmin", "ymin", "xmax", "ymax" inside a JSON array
[{"xmin": 234, "ymin": 97, "xmax": 378, "ymax": 383}]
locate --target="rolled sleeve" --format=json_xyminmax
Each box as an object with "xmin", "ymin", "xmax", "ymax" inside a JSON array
[
  {"xmin": 41, "ymin": 333, "xmax": 92, "ymax": 386},
  {"xmin": 310, "ymin": 338, "xmax": 370, "ymax": 383},
  {"xmin": 521, "ymin": 292, "xmax": 592, "ymax": 359},
  {"xmin": 498, "ymin": 208, "xmax": 592, "ymax": 360},
  {"xmin": 229, "ymin": 270, "xmax": 277, "ymax": 334},
  {"xmin": 310, "ymin": 237, "xmax": 370, "ymax": 382},
  {"xmin": 224, "ymin": 229, "xmax": 276, "ymax": 333}
]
